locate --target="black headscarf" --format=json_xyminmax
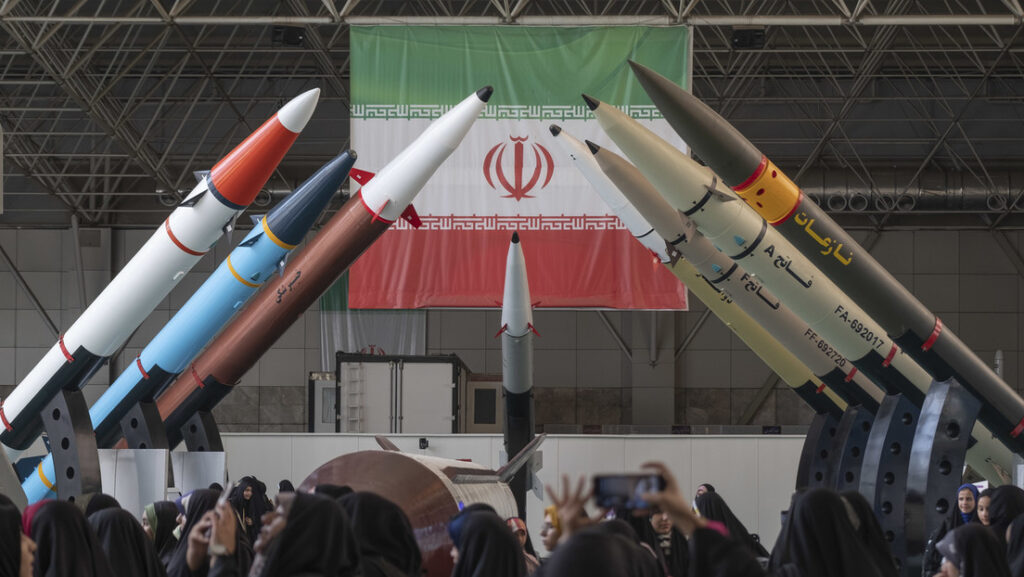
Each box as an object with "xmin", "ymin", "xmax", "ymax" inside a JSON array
[
  {"xmin": 988, "ymin": 486, "xmax": 1024, "ymax": 546},
  {"xmin": 0, "ymin": 504, "xmax": 22, "ymax": 577},
  {"xmin": 229, "ymin": 477, "xmax": 272, "ymax": 546},
  {"xmin": 451, "ymin": 510, "xmax": 526, "ymax": 577},
  {"xmin": 695, "ymin": 492, "xmax": 768, "ymax": 558},
  {"xmin": 278, "ymin": 480, "xmax": 295, "ymax": 493},
  {"xmin": 339, "ymin": 492, "xmax": 422, "ymax": 577},
  {"xmin": 591, "ymin": 521, "xmax": 664, "ymax": 577},
  {"xmin": 255, "ymin": 492, "xmax": 362, "ymax": 577},
  {"xmin": 88, "ymin": 508, "xmax": 167, "ymax": 577},
  {"xmin": 625, "ymin": 510, "xmax": 688, "ymax": 577},
  {"xmin": 314, "ymin": 484, "xmax": 354, "ymax": 500},
  {"xmin": 839, "ymin": 492, "xmax": 899, "ymax": 577},
  {"xmin": 84, "ymin": 494, "xmax": 121, "ymax": 518},
  {"xmin": 26, "ymin": 500, "xmax": 114, "ymax": 577},
  {"xmin": 537, "ymin": 525, "xmax": 661, "ymax": 577},
  {"xmin": 1006, "ymin": 514, "xmax": 1024, "ymax": 577},
  {"xmin": 686, "ymin": 525, "xmax": 767, "ymax": 577},
  {"xmin": 937, "ymin": 523, "xmax": 1011, "ymax": 577},
  {"xmin": 769, "ymin": 488, "xmax": 885, "ymax": 577},
  {"xmin": 165, "ymin": 489, "xmax": 221, "ymax": 577},
  {"xmin": 146, "ymin": 501, "xmax": 180, "ymax": 565}
]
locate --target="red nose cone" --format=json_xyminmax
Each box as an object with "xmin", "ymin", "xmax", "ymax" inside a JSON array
[{"xmin": 208, "ymin": 89, "xmax": 320, "ymax": 208}]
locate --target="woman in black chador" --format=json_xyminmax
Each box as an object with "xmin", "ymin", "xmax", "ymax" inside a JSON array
[
  {"xmin": 0, "ymin": 500, "xmax": 36, "ymax": 577},
  {"xmin": 88, "ymin": 508, "xmax": 167, "ymax": 577},
  {"xmin": 339, "ymin": 491, "xmax": 423, "ymax": 577},
  {"xmin": 923, "ymin": 483, "xmax": 980, "ymax": 575},
  {"xmin": 24, "ymin": 499, "xmax": 114, "ymax": 577},
  {"xmin": 144, "ymin": 501, "xmax": 181, "ymax": 566},
  {"xmin": 769, "ymin": 488, "xmax": 886, "ymax": 577},
  {"xmin": 626, "ymin": 507, "xmax": 689, "ymax": 577},
  {"xmin": 537, "ymin": 525, "xmax": 665, "ymax": 577},
  {"xmin": 839, "ymin": 491, "xmax": 899, "ymax": 577},
  {"xmin": 988, "ymin": 486, "xmax": 1024, "ymax": 546},
  {"xmin": 449, "ymin": 509, "xmax": 526, "ymax": 577},
  {"xmin": 935, "ymin": 523, "xmax": 1011, "ymax": 577},
  {"xmin": 695, "ymin": 491, "xmax": 769, "ymax": 560},
  {"xmin": 166, "ymin": 489, "xmax": 252, "ymax": 577},
  {"xmin": 228, "ymin": 476, "xmax": 272, "ymax": 546}
]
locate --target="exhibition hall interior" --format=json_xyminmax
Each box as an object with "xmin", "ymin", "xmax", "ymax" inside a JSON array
[{"xmin": 4, "ymin": 1, "xmax": 1024, "ymax": 576}]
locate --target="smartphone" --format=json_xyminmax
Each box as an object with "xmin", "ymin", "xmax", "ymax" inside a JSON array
[{"xmin": 593, "ymin": 473, "xmax": 666, "ymax": 510}]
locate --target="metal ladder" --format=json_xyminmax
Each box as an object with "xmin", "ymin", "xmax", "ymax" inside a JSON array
[{"xmin": 342, "ymin": 363, "xmax": 365, "ymax": 433}]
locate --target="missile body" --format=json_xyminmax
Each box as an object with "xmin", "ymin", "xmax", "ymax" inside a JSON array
[
  {"xmin": 123, "ymin": 87, "xmax": 493, "ymax": 450},
  {"xmin": 629, "ymin": 61, "xmax": 1024, "ymax": 455},
  {"xmin": 0, "ymin": 89, "xmax": 320, "ymax": 457},
  {"xmin": 499, "ymin": 232, "xmax": 536, "ymax": 518},
  {"xmin": 21, "ymin": 153, "xmax": 354, "ymax": 503},
  {"xmin": 588, "ymin": 96, "xmax": 1014, "ymax": 483},
  {"xmin": 580, "ymin": 133, "xmax": 884, "ymax": 414},
  {"xmin": 549, "ymin": 126, "xmax": 850, "ymax": 416}
]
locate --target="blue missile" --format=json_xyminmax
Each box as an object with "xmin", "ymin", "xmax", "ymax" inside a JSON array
[{"xmin": 22, "ymin": 151, "xmax": 355, "ymax": 502}]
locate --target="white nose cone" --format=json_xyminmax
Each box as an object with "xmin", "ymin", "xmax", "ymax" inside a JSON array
[
  {"xmin": 277, "ymin": 88, "xmax": 321, "ymax": 133},
  {"xmin": 358, "ymin": 87, "xmax": 491, "ymax": 223},
  {"xmin": 500, "ymin": 232, "xmax": 533, "ymax": 337}
]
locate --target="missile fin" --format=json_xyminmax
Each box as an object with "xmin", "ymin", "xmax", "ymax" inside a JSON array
[
  {"xmin": 494, "ymin": 323, "xmax": 508, "ymax": 338},
  {"xmin": 276, "ymin": 255, "xmax": 288, "ymax": 277},
  {"xmin": 239, "ymin": 233, "xmax": 262, "ymax": 247},
  {"xmin": 528, "ymin": 323, "xmax": 540, "ymax": 337},
  {"xmin": 400, "ymin": 204, "xmax": 422, "ymax": 228},
  {"xmin": 374, "ymin": 435, "xmax": 402, "ymax": 452},
  {"xmin": 705, "ymin": 175, "xmax": 735, "ymax": 203},
  {"xmin": 349, "ymin": 168, "xmax": 376, "ymax": 187},
  {"xmin": 193, "ymin": 170, "xmax": 210, "ymax": 183},
  {"xmin": 497, "ymin": 434, "xmax": 547, "ymax": 482},
  {"xmin": 177, "ymin": 190, "xmax": 205, "ymax": 208},
  {"xmin": 249, "ymin": 214, "xmax": 263, "ymax": 226}
]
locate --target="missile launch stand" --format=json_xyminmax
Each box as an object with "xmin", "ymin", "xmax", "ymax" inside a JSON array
[{"xmin": 44, "ymin": 387, "xmax": 103, "ymax": 502}]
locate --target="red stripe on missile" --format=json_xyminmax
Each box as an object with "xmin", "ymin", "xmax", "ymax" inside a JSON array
[
  {"xmin": 58, "ymin": 335, "xmax": 74, "ymax": 363},
  {"xmin": 208, "ymin": 114, "xmax": 300, "ymax": 208},
  {"xmin": 816, "ymin": 383, "xmax": 826, "ymax": 393},
  {"xmin": 358, "ymin": 192, "xmax": 395, "ymax": 224},
  {"xmin": 136, "ymin": 357, "xmax": 150, "ymax": 380},
  {"xmin": 0, "ymin": 406, "xmax": 12, "ymax": 431},
  {"xmin": 882, "ymin": 345, "xmax": 898, "ymax": 367},
  {"xmin": 1012, "ymin": 416, "xmax": 1024, "ymax": 438},
  {"xmin": 165, "ymin": 220, "xmax": 205, "ymax": 256},
  {"xmin": 190, "ymin": 365, "xmax": 205, "ymax": 389},
  {"xmin": 732, "ymin": 155, "xmax": 768, "ymax": 192},
  {"xmin": 922, "ymin": 318, "xmax": 943, "ymax": 352},
  {"xmin": 844, "ymin": 367, "xmax": 858, "ymax": 383}
]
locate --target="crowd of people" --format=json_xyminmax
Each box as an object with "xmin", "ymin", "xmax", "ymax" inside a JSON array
[{"xmin": 2, "ymin": 463, "xmax": 1024, "ymax": 576}]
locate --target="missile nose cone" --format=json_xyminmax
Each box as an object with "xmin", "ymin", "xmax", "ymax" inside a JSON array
[
  {"xmin": 511, "ymin": 231, "xmax": 520, "ymax": 244},
  {"xmin": 263, "ymin": 151, "xmax": 356, "ymax": 247},
  {"xmin": 549, "ymin": 124, "xmax": 562, "ymax": 136},
  {"xmin": 581, "ymin": 94, "xmax": 600, "ymax": 111},
  {"xmin": 585, "ymin": 140, "xmax": 601, "ymax": 155},
  {"xmin": 347, "ymin": 149, "xmax": 357, "ymax": 160},
  {"xmin": 476, "ymin": 86, "xmax": 494, "ymax": 102},
  {"xmin": 208, "ymin": 90, "xmax": 318, "ymax": 209},
  {"xmin": 276, "ymin": 88, "xmax": 321, "ymax": 133}
]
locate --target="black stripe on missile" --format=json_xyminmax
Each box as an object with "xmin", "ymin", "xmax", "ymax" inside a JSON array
[
  {"xmin": 635, "ymin": 228, "xmax": 656, "ymax": 240},
  {"xmin": 708, "ymin": 263, "xmax": 738, "ymax": 284},
  {"xmin": 669, "ymin": 233, "xmax": 687, "ymax": 246},
  {"xmin": 730, "ymin": 219, "xmax": 768, "ymax": 262},
  {"xmin": 207, "ymin": 178, "xmax": 246, "ymax": 211},
  {"xmin": 684, "ymin": 189, "xmax": 713, "ymax": 216}
]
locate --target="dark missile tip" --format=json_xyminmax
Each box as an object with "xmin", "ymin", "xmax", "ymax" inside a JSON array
[
  {"xmin": 346, "ymin": 149, "xmax": 357, "ymax": 160},
  {"xmin": 511, "ymin": 231, "xmax": 520, "ymax": 244},
  {"xmin": 585, "ymin": 140, "xmax": 601, "ymax": 155},
  {"xmin": 581, "ymin": 93, "xmax": 599, "ymax": 111},
  {"xmin": 549, "ymin": 124, "xmax": 562, "ymax": 136},
  {"xmin": 476, "ymin": 86, "xmax": 494, "ymax": 102}
]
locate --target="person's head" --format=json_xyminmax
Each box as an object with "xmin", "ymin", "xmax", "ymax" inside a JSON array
[
  {"xmin": 140, "ymin": 508, "xmax": 153, "ymax": 539},
  {"xmin": 695, "ymin": 483, "xmax": 715, "ymax": 498},
  {"xmin": 958, "ymin": 484, "xmax": 979, "ymax": 515},
  {"xmin": 986, "ymin": 485, "xmax": 1024, "ymax": 544},
  {"xmin": 0, "ymin": 504, "xmax": 35, "ymax": 577},
  {"xmin": 278, "ymin": 480, "xmax": 295, "ymax": 493},
  {"xmin": 450, "ymin": 510, "xmax": 526, "ymax": 577},
  {"xmin": 84, "ymin": 493, "xmax": 120, "ymax": 518},
  {"xmin": 243, "ymin": 485, "xmax": 253, "ymax": 501},
  {"xmin": 649, "ymin": 509, "xmax": 672, "ymax": 535},
  {"xmin": 540, "ymin": 506, "xmax": 561, "ymax": 552},
  {"xmin": 506, "ymin": 517, "xmax": 529, "ymax": 548},
  {"xmin": 978, "ymin": 489, "xmax": 994, "ymax": 526},
  {"xmin": 937, "ymin": 522, "xmax": 1012, "ymax": 577},
  {"xmin": 339, "ymin": 491, "xmax": 423, "ymax": 576},
  {"xmin": 25, "ymin": 500, "xmax": 113, "ymax": 577},
  {"xmin": 253, "ymin": 492, "xmax": 361, "ymax": 577}
]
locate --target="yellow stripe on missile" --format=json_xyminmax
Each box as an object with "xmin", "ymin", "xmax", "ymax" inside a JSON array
[
  {"xmin": 261, "ymin": 217, "xmax": 297, "ymax": 250},
  {"xmin": 732, "ymin": 156, "xmax": 802, "ymax": 225},
  {"xmin": 227, "ymin": 255, "xmax": 261, "ymax": 288}
]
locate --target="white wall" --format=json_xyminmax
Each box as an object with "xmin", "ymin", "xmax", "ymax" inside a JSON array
[{"xmin": 219, "ymin": 432, "xmax": 803, "ymax": 552}]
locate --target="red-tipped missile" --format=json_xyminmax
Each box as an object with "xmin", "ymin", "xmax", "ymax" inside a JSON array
[
  {"xmin": 116, "ymin": 87, "xmax": 493, "ymax": 450},
  {"xmin": 0, "ymin": 89, "xmax": 320, "ymax": 458}
]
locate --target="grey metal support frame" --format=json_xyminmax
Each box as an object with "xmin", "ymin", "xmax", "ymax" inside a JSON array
[
  {"xmin": 826, "ymin": 405, "xmax": 875, "ymax": 492},
  {"xmin": 795, "ymin": 411, "xmax": 840, "ymax": 490},
  {"xmin": 180, "ymin": 410, "xmax": 223, "ymax": 452},
  {"xmin": 119, "ymin": 401, "xmax": 170, "ymax": 450},
  {"xmin": 42, "ymin": 388, "xmax": 102, "ymax": 502},
  {"xmin": 904, "ymin": 379, "xmax": 982, "ymax": 577}
]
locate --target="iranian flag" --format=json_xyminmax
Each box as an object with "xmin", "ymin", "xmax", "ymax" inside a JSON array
[{"xmin": 347, "ymin": 26, "xmax": 690, "ymax": 309}]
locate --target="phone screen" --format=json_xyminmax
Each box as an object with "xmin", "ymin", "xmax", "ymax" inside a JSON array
[{"xmin": 593, "ymin": 473, "xmax": 666, "ymax": 509}]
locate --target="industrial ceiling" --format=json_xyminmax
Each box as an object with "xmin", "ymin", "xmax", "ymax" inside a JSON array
[{"xmin": 3, "ymin": 0, "xmax": 1024, "ymax": 231}]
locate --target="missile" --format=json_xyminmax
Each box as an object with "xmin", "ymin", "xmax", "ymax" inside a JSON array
[
  {"xmin": 21, "ymin": 152, "xmax": 355, "ymax": 502},
  {"xmin": 0, "ymin": 89, "xmax": 320, "ymax": 458},
  {"xmin": 114, "ymin": 87, "xmax": 493, "ymax": 450},
  {"xmin": 586, "ymin": 95, "xmax": 1014, "ymax": 483},
  {"xmin": 548, "ymin": 125, "xmax": 850, "ymax": 417},
  {"xmin": 580, "ymin": 134, "xmax": 883, "ymax": 415},
  {"xmin": 628, "ymin": 61, "xmax": 1024, "ymax": 455},
  {"xmin": 498, "ymin": 232, "xmax": 536, "ymax": 519}
]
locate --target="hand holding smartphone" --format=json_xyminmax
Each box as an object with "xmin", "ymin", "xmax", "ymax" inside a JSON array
[{"xmin": 592, "ymin": 473, "xmax": 667, "ymax": 510}]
